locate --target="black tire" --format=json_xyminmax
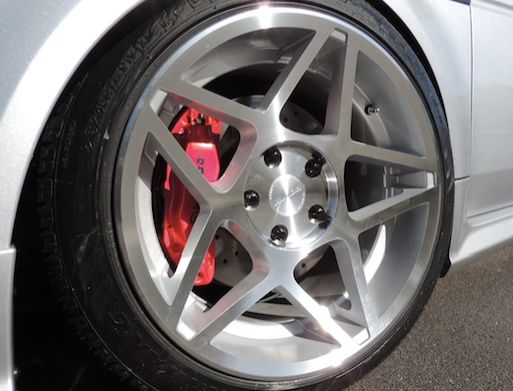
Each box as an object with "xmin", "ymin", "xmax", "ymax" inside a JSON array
[{"xmin": 37, "ymin": 1, "xmax": 453, "ymax": 390}]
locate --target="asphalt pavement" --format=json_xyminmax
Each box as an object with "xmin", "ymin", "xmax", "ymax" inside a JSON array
[
  {"xmin": 348, "ymin": 245, "xmax": 513, "ymax": 391},
  {"xmin": 14, "ymin": 246, "xmax": 513, "ymax": 391}
]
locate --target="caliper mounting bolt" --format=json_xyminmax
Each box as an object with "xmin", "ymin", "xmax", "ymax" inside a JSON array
[
  {"xmin": 271, "ymin": 225, "xmax": 288, "ymax": 244},
  {"xmin": 264, "ymin": 147, "xmax": 282, "ymax": 168},
  {"xmin": 244, "ymin": 190, "xmax": 260, "ymax": 209}
]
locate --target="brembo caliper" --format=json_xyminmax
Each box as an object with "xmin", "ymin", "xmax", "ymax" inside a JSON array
[{"xmin": 158, "ymin": 108, "xmax": 220, "ymax": 286}]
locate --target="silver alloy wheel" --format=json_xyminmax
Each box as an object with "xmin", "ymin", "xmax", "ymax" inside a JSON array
[{"xmin": 115, "ymin": 6, "xmax": 442, "ymax": 381}]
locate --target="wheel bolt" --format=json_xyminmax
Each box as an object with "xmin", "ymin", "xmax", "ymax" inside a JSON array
[
  {"xmin": 305, "ymin": 160, "xmax": 322, "ymax": 177},
  {"xmin": 305, "ymin": 152, "xmax": 325, "ymax": 178},
  {"xmin": 244, "ymin": 190, "xmax": 260, "ymax": 209},
  {"xmin": 264, "ymin": 147, "xmax": 282, "ymax": 168},
  {"xmin": 309, "ymin": 205, "xmax": 327, "ymax": 222},
  {"xmin": 270, "ymin": 225, "xmax": 288, "ymax": 244}
]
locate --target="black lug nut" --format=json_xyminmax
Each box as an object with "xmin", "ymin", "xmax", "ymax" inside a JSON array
[
  {"xmin": 305, "ymin": 152, "xmax": 326, "ymax": 178},
  {"xmin": 264, "ymin": 147, "xmax": 282, "ymax": 168},
  {"xmin": 244, "ymin": 190, "xmax": 260, "ymax": 209},
  {"xmin": 305, "ymin": 160, "xmax": 322, "ymax": 177},
  {"xmin": 309, "ymin": 205, "xmax": 327, "ymax": 222},
  {"xmin": 271, "ymin": 225, "xmax": 288, "ymax": 244}
]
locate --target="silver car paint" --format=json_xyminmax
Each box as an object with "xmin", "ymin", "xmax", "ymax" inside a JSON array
[
  {"xmin": 0, "ymin": 249, "xmax": 15, "ymax": 391},
  {"xmin": 449, "ymin": 0, "xmax": 513, "ymax": 273},
  {"xmin": 468, "ymin": 0, "xmax": 513, "ymax": 217},
  {"xmin": 0, "ymin": 0, "xmax": 509, "ymax": 389}
]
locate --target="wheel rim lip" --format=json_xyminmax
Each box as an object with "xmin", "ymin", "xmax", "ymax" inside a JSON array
[{"xmin": 113, "ymin": 5, "xmax": 443, "ymax": 382}]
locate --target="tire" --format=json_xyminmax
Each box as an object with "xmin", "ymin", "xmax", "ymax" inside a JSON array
[{"xmin": 37, "ymin": 1, "xmax": 453, "ymax": 390}]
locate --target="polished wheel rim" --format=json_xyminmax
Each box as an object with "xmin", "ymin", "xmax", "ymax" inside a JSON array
[{"xmin": 115, "ymin": 6, "xmax": 442, "ymax": 381}]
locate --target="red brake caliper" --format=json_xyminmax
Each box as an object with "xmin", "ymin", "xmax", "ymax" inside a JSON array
[{"xmin": 158, "ymin": 108, "xmax": 220, "ymax": 286}]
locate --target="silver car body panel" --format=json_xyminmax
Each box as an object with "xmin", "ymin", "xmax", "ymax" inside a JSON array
[
  {"xmin": 0, "ymin": 249, "xmax": 15, "ymax": 391},
  {"xmin": 449, "ymin": 0, "xmax": 513, "ymax": 273},
  {"xmin": 0, "ymin": 0, "xmax": 511, "ymax": 389},
  {"xmin": 468, "ymin": 0, "xmax": 513, "ymax": 217}
]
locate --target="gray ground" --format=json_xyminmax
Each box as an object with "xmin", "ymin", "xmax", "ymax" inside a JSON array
[{"xmin": 348, "ymin": 245, "xmax": 513, "ymax": 391}]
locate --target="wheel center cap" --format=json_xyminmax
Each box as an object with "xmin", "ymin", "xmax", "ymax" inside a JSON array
[{"xmin": 269, "ymin": 174, "xmax": 306, "ymax": 216}]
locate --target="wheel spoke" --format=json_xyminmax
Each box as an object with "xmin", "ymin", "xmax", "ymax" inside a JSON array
[
  {"xmin": 158, "ymin": 78, "xmax": 260, "ymax": 131},
  {"xmin": 348, "ymin": 186, "xmax": 439, "ymax": 233},
  {"xmin": 348, "ymin": 140, "xmax": 436, "ymax": 172},
  {"xmin": 279, "ymin": 282, "xmax": 358, "ymax": 348},
  {"xmin": 257, "ymin": 30, "xmax": 331, "ymax": 114},
  {"xmin": 186, "ymin": 270, "xmax": 272, "ymax": 345},
  {"xmin": 324, "ymin": 34, "xmax": 359, "ymax": 138},
  {"xmin": 136, "ymin": 103, "xmax": 219, "ymax": 205},
  {"xmin": 164, "ymin": 216, "xmax": 220, "ymax": 326},
  {"xmin": 332, "ymin": 240, "xmax": 378, "ymax": 333}
]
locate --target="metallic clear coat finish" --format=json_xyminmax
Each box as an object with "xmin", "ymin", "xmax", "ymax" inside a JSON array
[
  {"xmin": 449, "ymin": 0, "xmax": 513, "ymax": 273},
  {"xmin": 468, "ymin": 0, "xmax": 513, "ymax": 216},
  {"xmin": 115, "ymin": 6, "xmax": 442, "ymax": 380},
  {"xmin": 0, "ymin": 249, "xmax": 15, "ymax": 391}
]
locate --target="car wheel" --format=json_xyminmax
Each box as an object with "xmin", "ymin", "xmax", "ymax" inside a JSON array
[{"xmin": 37, "ymin": 0, "xmax": 453, "ymax": 390}]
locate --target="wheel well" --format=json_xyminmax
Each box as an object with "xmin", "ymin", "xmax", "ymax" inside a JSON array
[{"xmin": 11, "ymin": 0, "xmax": 171, "ymax": 248}]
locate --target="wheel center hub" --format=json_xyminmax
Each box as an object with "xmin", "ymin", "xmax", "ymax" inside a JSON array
[
  {"xmin": 244, "ymin": 146, "xmax": 337, "ymax": 247},
  {"xmin": 269, "ymin": 174, "xmax": 306, "ymax": 216}
]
